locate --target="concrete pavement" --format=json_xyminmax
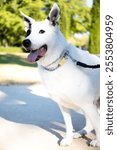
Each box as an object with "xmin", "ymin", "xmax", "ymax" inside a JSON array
[{"xmin": 0, "ymin": 84, "xmax": 99, "ymax": 150}]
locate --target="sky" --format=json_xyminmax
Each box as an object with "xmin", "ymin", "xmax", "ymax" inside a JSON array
[{"xmin": 86, "ymin": 0, "xmax": 93, "ymax": 7}]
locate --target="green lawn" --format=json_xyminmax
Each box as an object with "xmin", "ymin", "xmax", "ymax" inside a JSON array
[
  {"xmin": 0, "ymin": 46, "xmax": 23, "ymax": 53},
  {"xmin": 0, "ymin": 46, "xmax": 36, "ymax": 67}
]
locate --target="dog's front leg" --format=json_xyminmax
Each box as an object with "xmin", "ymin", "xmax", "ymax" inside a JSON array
[{"xmin": 59, "ymin": 107, "xmax": 73, "ymax": 146}]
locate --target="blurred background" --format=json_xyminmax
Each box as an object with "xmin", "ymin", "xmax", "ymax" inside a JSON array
[{"xmin": 0, "ymin": 0, "xmax": 100, "ymax": 84}]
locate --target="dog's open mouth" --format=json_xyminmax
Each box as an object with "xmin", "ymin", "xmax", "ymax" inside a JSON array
[{"xmin": 27, "ymin": 44, "xmax": 47, "ymax": 63}]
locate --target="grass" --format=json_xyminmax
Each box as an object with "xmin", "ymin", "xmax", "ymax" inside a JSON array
[
  {"xmin": 0, "ymin": 46, "xmax": 23, "ymax": 53},
  {"xmin": 0, "ymin": 46, "xmax": 36, "ymax": 67}
]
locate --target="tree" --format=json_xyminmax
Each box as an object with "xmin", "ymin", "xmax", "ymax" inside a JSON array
[
  {"xmin": 59, "ymin": 0, "xmax": 91, "ymax": 38},
  {"xmin": 0, "ymin": 10, "xmax": 24, "ymax": 46},
  {"xmin": 88, "ymin": 0, "xmax": 100, "ymax": 54}
]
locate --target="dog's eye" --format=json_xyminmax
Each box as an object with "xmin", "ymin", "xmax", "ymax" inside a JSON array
[
  {"xmin": 26, "ymin": 29, "xmax": 31, "ymax": 37},
  {"xmin": 39, "ymin": 30, "xmax": 45, "ymax": 34}
]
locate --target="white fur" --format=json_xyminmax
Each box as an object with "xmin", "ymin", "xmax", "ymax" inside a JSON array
[{"xmin": 21, "ymin": 3, "xmax": 100, "ymax": 147}]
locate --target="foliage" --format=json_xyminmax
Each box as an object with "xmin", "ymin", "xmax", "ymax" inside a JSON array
[
  {"xmin": 0, "ymin": 10, "xmax": 24, "ymax": 46},
  {"xmin": 88, "ymin": 0, "xmax": 100, "ymax": 54},
  {"xmin": 0, "ymin": 0, "xmax": 91, "ymax": 47}
]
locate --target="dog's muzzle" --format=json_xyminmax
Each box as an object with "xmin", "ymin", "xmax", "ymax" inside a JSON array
[{"xmin": 22, "ymin": 38, "xmax": 47, "ymax": 63}]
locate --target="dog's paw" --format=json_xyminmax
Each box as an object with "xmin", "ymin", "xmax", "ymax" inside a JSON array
[
  {"xmin": 73, "ymin": 132, "xmax": 82, "ymax": 139},
  {"xmin": 60, "ymin": 137, "xmax": 72, "ymax": 146},
  {"xmin": 73, "ymin": 130, "xmax": 86, "ymax": 139},
  {"xmin": 90, "ymin": 139, "xmax": 100, "ymax": 147}
]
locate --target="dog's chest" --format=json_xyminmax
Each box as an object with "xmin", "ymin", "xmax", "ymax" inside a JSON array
[
  {"xmin": 41, "ymin": 62, "xmax": 82, "ymax": 88},
  {"xmin": 39, "ymin": 61, "xmax": 97, "ymax": 103}
]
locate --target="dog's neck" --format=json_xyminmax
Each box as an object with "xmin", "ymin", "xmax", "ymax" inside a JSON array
[{"xmin": 37, "ymin": 29, "xmax": 69, "ymax": 69}]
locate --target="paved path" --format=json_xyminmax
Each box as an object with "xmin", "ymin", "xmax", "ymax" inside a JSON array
[{"xmin": 0, "ymin": 84, "xmax": 99, "ymax": 150}]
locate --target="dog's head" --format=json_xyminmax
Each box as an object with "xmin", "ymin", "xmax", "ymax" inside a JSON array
[{"xmin": 21, "ymin": 3, "xmax": 66, "ymax": 65}]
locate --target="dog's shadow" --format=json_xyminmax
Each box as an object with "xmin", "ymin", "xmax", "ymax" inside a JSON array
[{"xmin": 0, "ymin": 84, "xmax": 86, "ymax": 143}]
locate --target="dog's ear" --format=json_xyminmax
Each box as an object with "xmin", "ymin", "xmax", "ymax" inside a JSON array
[
  {"xmin": 47, "ymin": 3, "xmax": 60, "ymax": 26},
  {"xmin": 20, "ymin": 11, "xmax": 35, "ymax": 31}
]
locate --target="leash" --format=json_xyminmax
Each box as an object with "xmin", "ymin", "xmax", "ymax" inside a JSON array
[
  {"xmin": 42, "ymin": 50, "xmax": 100, "ymax": 71},
  {"xmin": 76, "ymin": 62, "xmax": 100, "ymax": 68},
  {"xmin": 67, "ymin": 52, "xmax": 100, "ymax": 69}
]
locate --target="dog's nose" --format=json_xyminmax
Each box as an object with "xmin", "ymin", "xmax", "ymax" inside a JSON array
[{"xmin": 22, "ymin": 39, "xmax": 31, "ymax": 48}]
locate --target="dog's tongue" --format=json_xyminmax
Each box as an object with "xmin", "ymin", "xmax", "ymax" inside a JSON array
[
  {"xmin": 27, "ymin": 51, "xmax": 38, "ymax": 63},
  {"xmin": 27, "ymin": 48, "xmax": 46, "ymax": 63}
]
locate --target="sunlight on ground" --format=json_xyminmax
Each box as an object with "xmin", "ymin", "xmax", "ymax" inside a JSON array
[{"xmin": 0, "ymin": 64, "xmax": 39, "ymax": 84}]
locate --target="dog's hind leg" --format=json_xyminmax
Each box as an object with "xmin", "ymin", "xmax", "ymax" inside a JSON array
[
  {"xmin": 59, "ymin": 106, "xmax": 73, "ymax": 146},
  {"xmin": 83, "ymin": 104, "xmax": 100, "ymax": 147},
  {"xmin": 73, "ymin": 114, "xmax": 93, "ymax": 139}
]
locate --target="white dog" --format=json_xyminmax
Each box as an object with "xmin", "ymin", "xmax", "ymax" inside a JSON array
[{"xmin": 21, "ymin": 3, "xmax": 100, "ymax": 147}]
